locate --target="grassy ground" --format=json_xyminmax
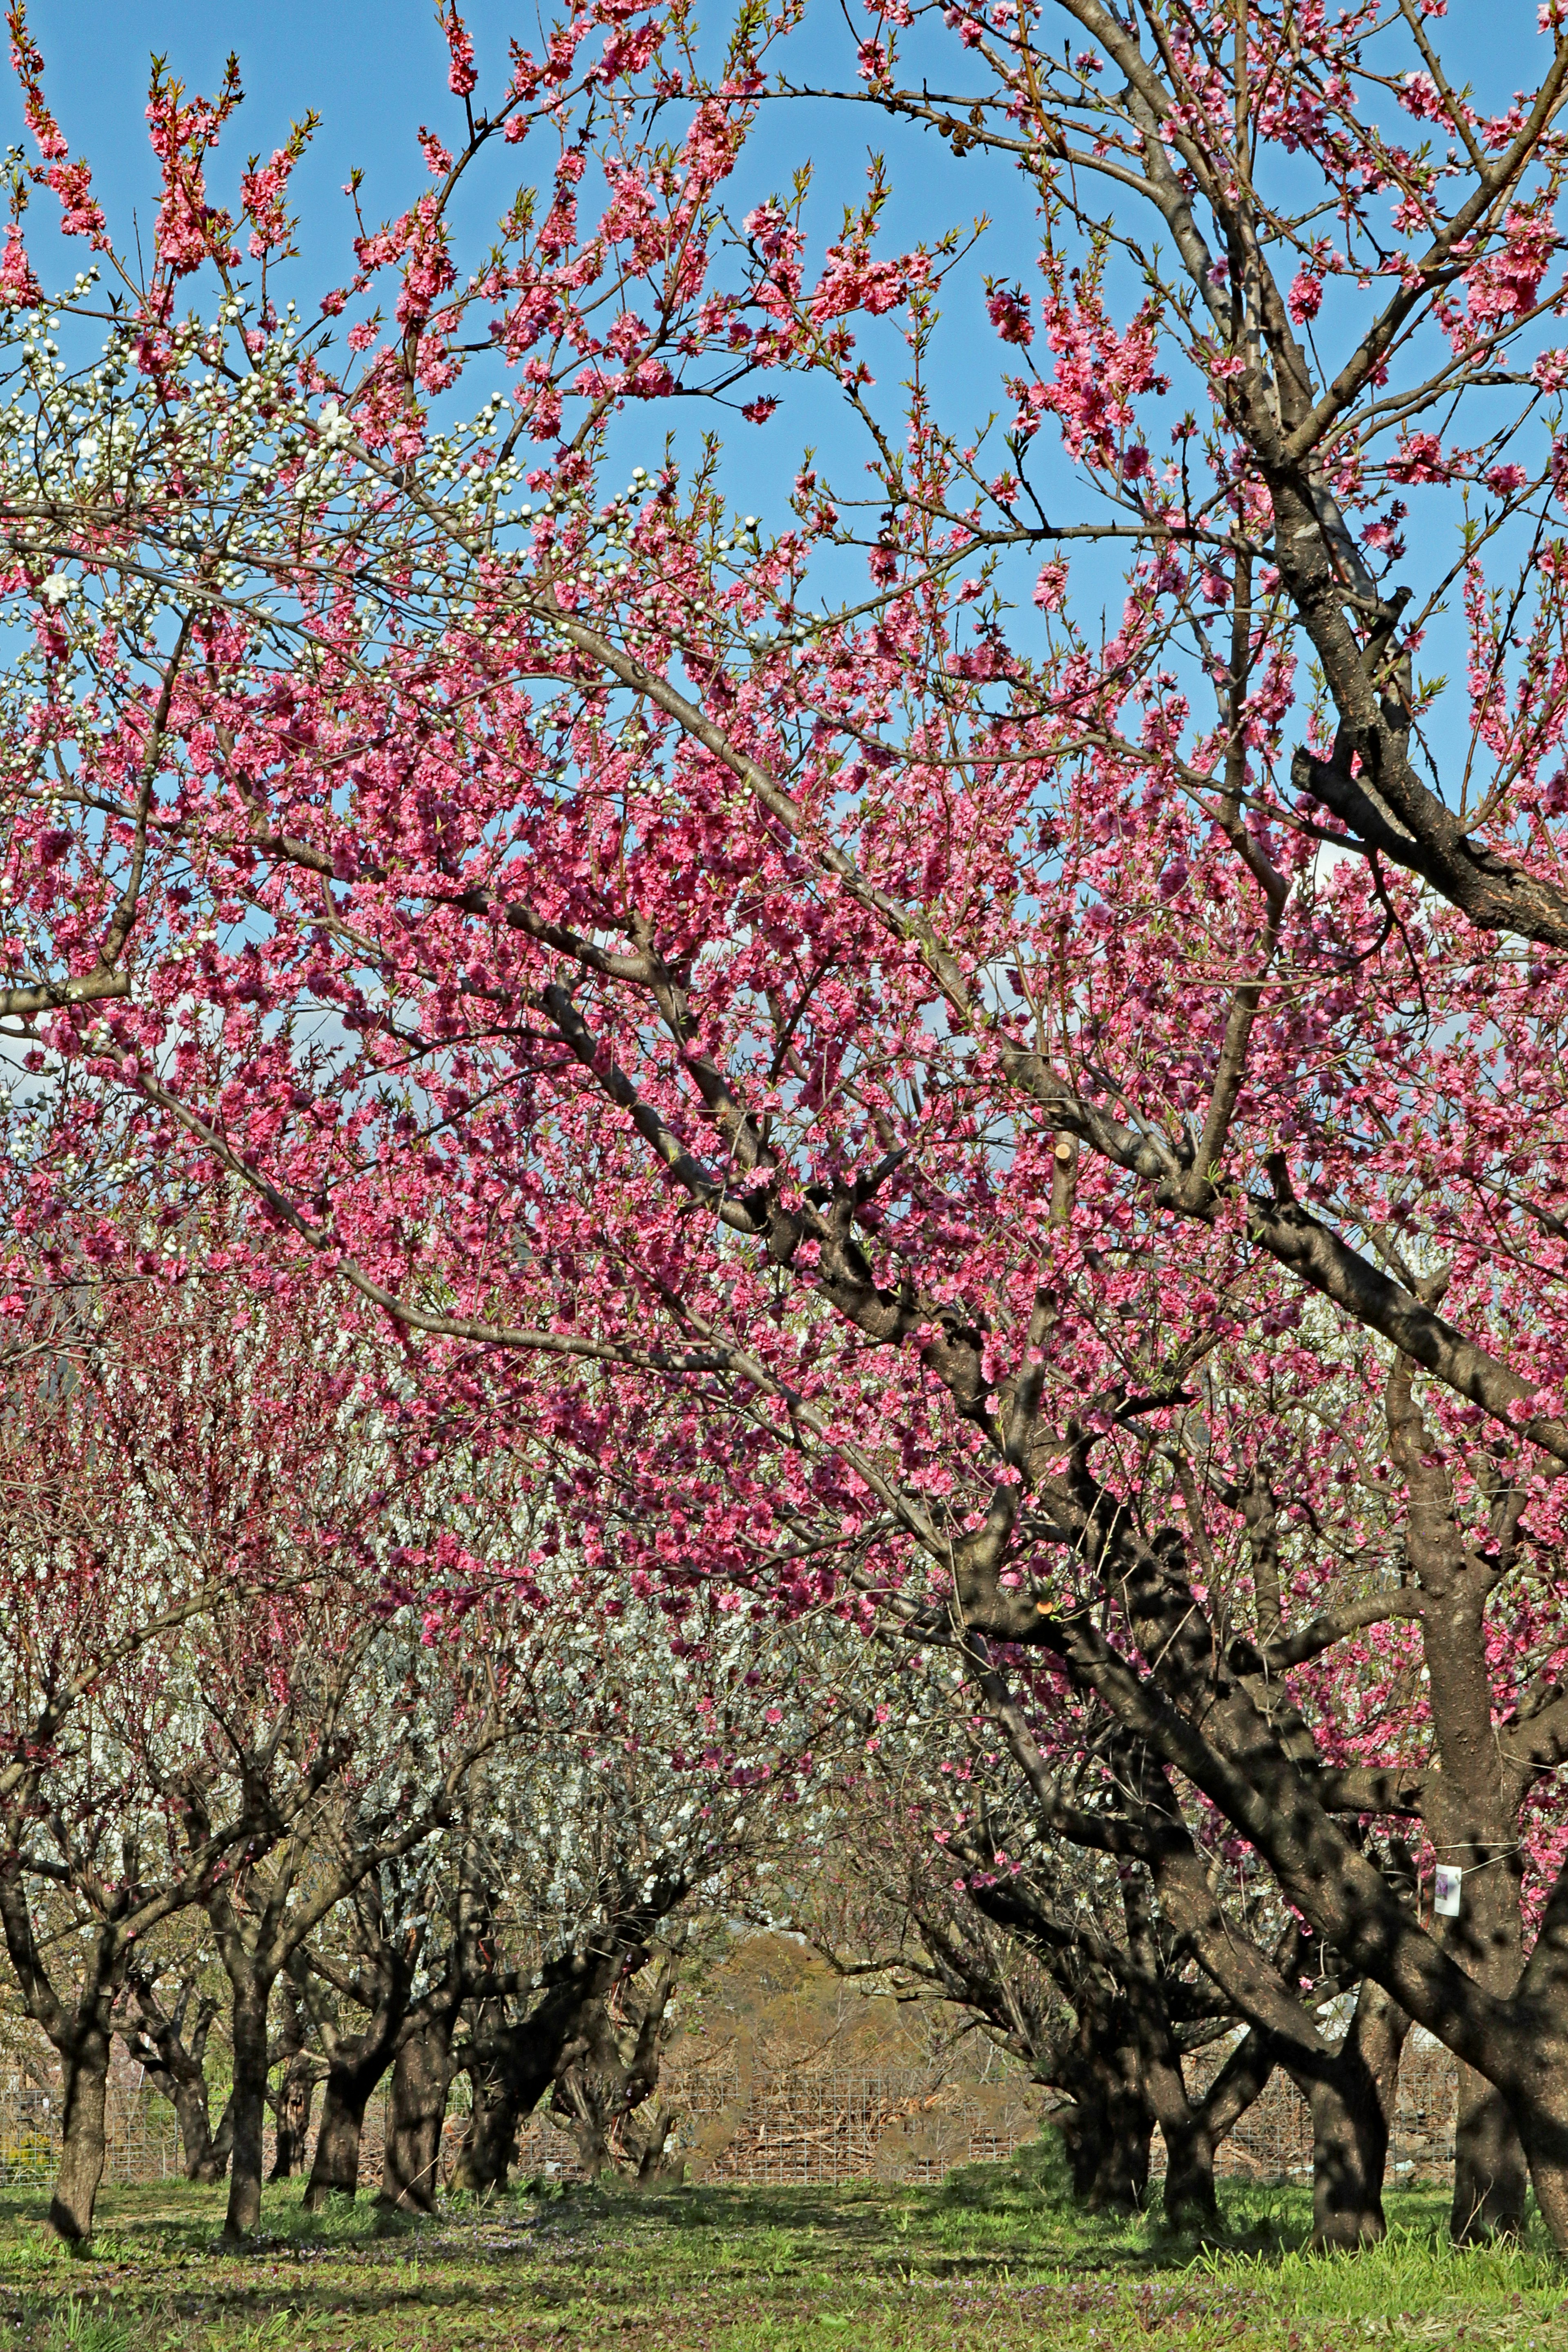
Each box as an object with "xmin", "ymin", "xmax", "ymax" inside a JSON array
[{"xmin": 1, "ymin": 2146, "xmax": 1566, "ymax": 2350}]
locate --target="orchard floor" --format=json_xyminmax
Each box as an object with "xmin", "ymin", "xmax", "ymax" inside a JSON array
[{"xmin": 0, "ymin": 2149, "xmax": 1566, "ymax": 2351}]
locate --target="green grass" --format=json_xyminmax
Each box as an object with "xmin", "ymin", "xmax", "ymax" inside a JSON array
[{"xmin": 0, "ymin": 2143, "xmax": 1563, "ymax": 2349}]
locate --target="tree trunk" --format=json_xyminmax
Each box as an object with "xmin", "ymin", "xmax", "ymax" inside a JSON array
[
  {"xmin": 1286, "ymin": 1980, "xmax": 1410, "ymax": 2252},
  {"xmin": 268, "ymin": 1973, "xmax": 314, "ymax": 2182},
  {"xmin": 1117, "ymin": 1869, "xmax": 1278, "ymax": 2231},
  {"xmin": 450, "ymin": 2054, "xmax": 521, "ymax": 2197},
  {"xmin": 1350, "ymin": 1976, "xmax": 1411, "ymax": 2183},
  {"xmin": 1145, "ymin": 2031, "xmax": 1278, "ymax": 2231},
  {"xmin": 452, "ymin": 1962, "xmax": 628, "ymax": 2196},
  {"xmin": 1156, "ymin": 2109, "xmax": 1216, "ymax": 2231},
  {"xmin": 169, "ymin": 2065, "xmax": 232, "ymax": 2185},
  {"xmin": 1388, "ymin": 1361, "xmax": 1532, "ymax": 2240},
  {"xmin": 1423, "ymin": 1719, "xmax": 1531, "ymax": 2240},
  {"xmin": 550, "ymin": 1961, "xmax": 681, "ymax": 2185},
  {"xmin": 1437, "ymin": 1847, "xmax": 1530, "ymax": 2240},
  {"xmin": 379, "ymin": 2014, "xmax": 454, "ymax": 2212},
  {"xmin": 0, "ymin": 1880, "xmax": 126, "ymax": 2242},
  {"xmin": 270, "ymin": 2059, "xmax": 315, "ymax": 2182},
  {"xmin": 1495, "ymin": 1882, "xmax": 1568, "ymax": 2246},
  {"xmin": 122, "ymin": 1979, "xmax": 232, "ymax": 2184},
  {"xmin": 1055, "ymin": 2042, "xmax": 1151, "ymax": 2212},
  {"xmin": 304, "ymin": 2071, "xmax": 375, "ymax": 2207},
  {"xmin": 49, "ymin": 2032, "xmax": 110, "ymax": 2243},
  {"xmin": 564, "ymin": 2102, "xmax": 612, "ymax": 2181},
  {"xmin": 1295, "ymin": 2062, "xmax": 1386, "ymax": 2251},
  {"xmin": 299, "ymin": 1944, "xmax": 416, "ymax": 2209},
  {"xmin": 173, "ymin": 2079, "xmax": 228, "ymax": 2185},
  {"xmin": 223, "ymin": 1973, "xmax": 274, "ymax": 2241},
  {"xmin": 1115, "ymin": 1867, "xmax": 1213, "ymax": 2225},
  {"xmin": 634, "ymin": 2108, "xmax": 679, "ymax": 2184},
  {"xmin": 1060, "ymin": 2099, "xmax": 1151, "ymax": 2212},
  {"xmin": 1454, "ymin": 2066, "xmax": 1529, "ymax": 2240},
  {"xmin": 1514, "ymin": 2081, "xmax": 1568, "ymax": 2250},
  {"xmin": 204, "ymin": 2097, "xmax": 236, "ymax": 2186}
]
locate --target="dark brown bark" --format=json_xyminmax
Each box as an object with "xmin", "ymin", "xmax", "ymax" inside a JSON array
[
  {"xmin": 1030, "ymin": 1951, "xmax": 1158, "ymax": 2216},
  {"xmin": 304, "ymin": 2075, "xmax": 372, "ymax": 2205},
  {"xmin": 1350, "ymin": 1977, "xmax": 1411, "ymax": 2174},
  {"xmin": 122, "ymin": 1973, "xmax": 232, "ymax": 2185},
  {"xmin": 209, "ymin": 2096, "xmax": 236, "ymax": 2183},
  {"xmin": 450, "ymin": 2006, "xmax": 522, "ymax": 2197},
  {"xmin": 0, "ymin": 1878, "xmax": 127, "ymax": 2242},
  {"xmin": 269, "ymin": 1976, "xmax": 315, "ymax": 2182},
  {"xmin": 634, "ymin": 2109, "xmax": 679, "ymax": 2184},
  {"xmin": 301, "ymin": 1921, "xmax": 419, "ymax": 2209},
  {"xmin": 1157, "ymin": 2110, "xmax": 1218, "ymax": 2232},
  {"xmin": 1453, "ymin": 2059, "xmax": 1530, "ymax": 2244},
  {"xmin": 550, "ymin": 1951, "xmax": 682, "ymax": 2184},
  {"xmin": 1118, "ymin": 1871, "xmax": 1281, "ymax": 2230},
  {"xmin": 270, "ymin": 2061, "xmax": 315, "ymax": 2182},
  {"xmin": 452, "ymin": 1937, "xmax": 650, "ymax": 2194},
  {"xmin": 1430, "ymin": 1813, "xmax": 1530, "ymax": 2242},
  {"xmin": 223, "ymin": 1971, "xmax": 273, "ymax": 2241},
  {"xmin": 379, "ymin": 2013, "xmax": 455, "ymax": 2213},
  {"xmin": 1291, "ymin": 2060, "xmax": 1386, "ymax": 2252},
  {"xmin": 48, "ymin": 2029, "xmax": 111, "ymax": 2245},
  {"xmin": 1056, "ymin": 2042, "xmax": 1152, "ymax": 2212},
  {"xmin": 1119, "ymin": 1876, "xmax": 1223, "ymax": 2229},
  {"xmin": 1491, "ymin": 1864, "xmax": 1568, "ymax": 2245},
  {"xmin": 1283, "ymin": 1979, "xmax": 1410, "ymax": 2252},
  {"xmin": 1388, "ymin": 1361, "xmax": 1532, "ymax": 2241}
]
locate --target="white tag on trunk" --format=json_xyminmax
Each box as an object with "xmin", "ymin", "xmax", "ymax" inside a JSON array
[{"xmin": 1434, "ymin": 1864, "xmax": 1462, "ymax": 1917}]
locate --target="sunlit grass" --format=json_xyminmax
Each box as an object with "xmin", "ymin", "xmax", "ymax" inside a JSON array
[{"xmin": 0, "ymin": 2145, "xmax": 1560, "ymax": 2347}]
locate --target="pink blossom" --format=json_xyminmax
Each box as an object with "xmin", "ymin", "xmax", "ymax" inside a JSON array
[
  {"xmin": 240, "ymin": 145, "xmax": 301, "ymax": 258},
  {"xmin": 1288, "ymin": 269, "xmax": 1323, "ymax": 325},
  {"xmin": 1400, "ymin": 72, "xmax": 1445, "ymax": 121},
  {"xmin": 0, "ymin": 222, "xmax": 39, "ymax": 308},
  {"xmin": 985, "ymin": 285, "xmax": 1032, "ymax": 345},
  {"xmin": 444, "ymin": 6, "xmax": 478, "ymax": 98},
  {"xmin": 1389, "ymin": 431, "xmax": 1451, "ymax": 485}
]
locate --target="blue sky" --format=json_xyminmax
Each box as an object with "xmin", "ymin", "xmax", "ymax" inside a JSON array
[
  {"xmin": 12, "ymin": 2, "xmax": 1544, "ymax": 257},
  {"xmin": 11, "ymin": 0, "xmax": 1009, "ymax": 301},
  {"xmin": 7, "ymin": 3, "xmax": 1562, "ymax": 755},
  {"xmin": 9, "ymin": 2, "xmax": 1029, "ymax": 539},
  {"xmin": 10, "ymin": 5, "xmax": 1552, "ymax": 463}
]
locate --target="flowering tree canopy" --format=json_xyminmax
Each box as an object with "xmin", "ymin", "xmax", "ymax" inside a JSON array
[{"xmin": 9, "ymin": 0, "xmax": 1568, "ymax": 2243}]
